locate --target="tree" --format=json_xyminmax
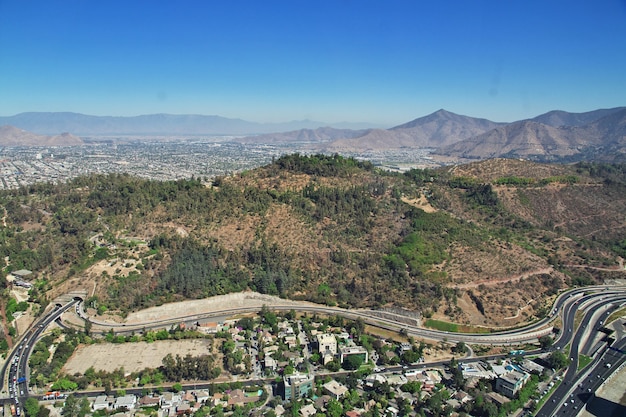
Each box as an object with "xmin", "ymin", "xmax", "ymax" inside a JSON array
[
  {"xmin": 326, "ymin": 399, "xmax": 343, "ymax": 417},
  {"xmin": 343, "ymin": 354, "xmax": 364, "ymax": 370},
  {"xmin": 36, "ymin": 408, "xmax": 50, "ymax": 417},
  {"xmin": 260, "ymin": 305, "xmax": 278, "ymax": 327},
  {"xmin": 539, "ymin": 335, "xmax": 553, "ymax": 350},
  {"xmin": 24, "ymin": 397, "xmax": 40, "ymax": 417},
  {"xmin": 326, "ymin": 360, "xmax": 341, "ymax": 372},
  {"xmin": 61, "ymin": 395, "xmax": 78, "ymax": 417},
  {"xmin": 453, "ymin": 341, "xmax": 467, "ymax": 354},
  {"xmin": 546, "ymin": 351, "xmax": 569, "ymax": 370},
  {"xmin": 172, "ymin": 383, "xmax": 182, "ymax": 393}
]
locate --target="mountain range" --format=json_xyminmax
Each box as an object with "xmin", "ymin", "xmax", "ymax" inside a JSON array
[
  {"xmin": 0, "ymin": 112, "xmax": 377, "ymax": 136},
  {"xmin": 239, "ymin": 107, "xmax": 626, "ymax": 162},
  {"xmin": 437, "ymin": 108, "xmax": 626, "ymax": 161},
  {"xmin": 1, "ymin": 107, "xmax": 625, "ymax": 162}
]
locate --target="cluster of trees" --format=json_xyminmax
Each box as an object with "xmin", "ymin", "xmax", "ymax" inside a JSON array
[
  {"xmin": 272, "ymin": 153, "xmax": 373, "ymax": 177},
  {"xmin": 493, "ymin": 175, "xmax": 579, "ymax": 186},
  {"xmin": 59, "ymin": 366, "xmax": 128, "ymax": 392},
  {"xmin": 156, "ymin": 239, "xmax": 248, "ymax": 299},
  {"xmin": 29, "ymin": 328, "xmax": 88, "ymax": 386},
  {"xmin": 5, "ymin": 297, "xmax": 29, "ymax": 321},
  {"xmin": 161, "ymin": 353, "xmax": 221, "ymax": 381},
  {"xmin": 575, "ymin": 161, "xmax": 626, "ymax": 186},
  {"xmin": 404, "ymin": 167, "xmax": 438, "ymax": 185},
  {"xmin": 300, "ymin": 184, "xmax": 377, "ymax": 230},
  {"xmin": 22, "ymin": 397, "xmax": 50, "ymax": 417}
]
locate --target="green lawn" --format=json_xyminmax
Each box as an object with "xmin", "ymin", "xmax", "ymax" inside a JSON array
[
  {"xmin": 578, "ymin": 354, "xmax": 592, "ymax": 371},
  {"xmin": 424, "ymin": 319, "xmax": 458, "ymax": 332}
]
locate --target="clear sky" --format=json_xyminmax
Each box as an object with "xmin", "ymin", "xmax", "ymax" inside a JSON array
[{"xmin": 1, "ymin": 0, "xmax": 625, "ymax": 126}]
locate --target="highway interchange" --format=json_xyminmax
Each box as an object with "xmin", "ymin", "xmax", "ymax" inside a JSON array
[
  {"xmin": 1, "ymin": 299, "xmax": 78, "ymax": 415},
  {"xmin": 1, "ymin": 285, "xmax": 625, "ymax": 417}
]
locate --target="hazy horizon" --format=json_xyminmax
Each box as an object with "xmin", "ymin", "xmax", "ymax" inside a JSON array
[{"xmin": 1, "ymin": 1, "xmax": 625, "ymax": 125}]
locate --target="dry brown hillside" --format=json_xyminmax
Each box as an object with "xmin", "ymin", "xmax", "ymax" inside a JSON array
[{"xmin": 2, "ymin": 155, "xmax": 625, "ymax": 329}]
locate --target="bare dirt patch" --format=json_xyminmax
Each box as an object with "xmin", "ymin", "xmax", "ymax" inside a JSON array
[
  {"xmin": 401, "ymin": 195, "xmax": 437, "ymax": 213},
  {"xmin": 63, "ymin": 339, "xmax": 213, "ymax": 374},
  {"xmin": 122, "ymin": 291, "xmax": 308, "ymax": 324}
]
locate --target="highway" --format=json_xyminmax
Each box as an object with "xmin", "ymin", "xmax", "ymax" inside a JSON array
[
  {"xmin": 536, "ymin": 293, "xmax": 626, "ymax": 417},
  {"xmin": 69, "ymin": 286, "xmax": 625, "ymax": 347},
  {"xmin": 1, "ymin": 299, "xmax": 80, "ymax": 412}
]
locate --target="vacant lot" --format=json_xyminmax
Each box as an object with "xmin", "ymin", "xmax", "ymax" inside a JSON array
[{"xmin": 63, "ymin": 339, "xmax": 212, "ymax": 374}]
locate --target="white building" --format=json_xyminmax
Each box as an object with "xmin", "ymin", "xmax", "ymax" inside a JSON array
[
  {"xmin": 317, "ymin": 333, "xmax": 337, "ymax": 364},
  {"xmin": 113, "ymin": 395, "xmax": 137, "ymax": 410}
]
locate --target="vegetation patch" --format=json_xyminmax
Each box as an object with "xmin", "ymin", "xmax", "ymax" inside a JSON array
[
  {"xmin": 424, "ymin": 319, "xmax": 458, "ymax": 332},
  {"xmin": 578, "ymin": 354, "xmax": 593, "ymax": 371}
]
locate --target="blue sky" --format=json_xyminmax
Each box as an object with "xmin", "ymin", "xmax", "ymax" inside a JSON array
[{"xmin": 1, "ymin": 0, "xmax": 625, "ymax": 126}]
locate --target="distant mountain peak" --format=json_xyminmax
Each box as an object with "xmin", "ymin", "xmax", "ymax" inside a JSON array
[
  {"xmin": 0, "ymin": 125, "xmax": 83, "ymax": 146},
  {"xmin": 435, "ymin": 108, "xmax": 626, "ymax": 161}
]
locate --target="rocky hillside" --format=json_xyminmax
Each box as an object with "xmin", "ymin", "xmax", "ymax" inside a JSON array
[
  {"xmin": 0, "ymin": 125, "xmax": 83, "ymax": 146},
  {"xmin": 1, "ymin": 156, "xmax": 625, "ymax": 328},
  {"xmin": 435, "ymin": 108, "xmax": 626, "ymax": 162},
  {"xmin": 323, "ymin": 109, "xmax": 503, "ymax": 150}
]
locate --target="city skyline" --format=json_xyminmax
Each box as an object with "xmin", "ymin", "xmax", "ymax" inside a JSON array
[{"xmin": 1, "ymin": 0, "xmax": 625, "ymax": 126}]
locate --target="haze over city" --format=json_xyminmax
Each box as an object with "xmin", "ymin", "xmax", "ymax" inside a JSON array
[{"xmin": 1, "ymin": 0, "xmax": 626, "ymax": 126}]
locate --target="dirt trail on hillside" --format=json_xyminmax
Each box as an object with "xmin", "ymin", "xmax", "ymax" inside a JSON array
[
  {"xmin": 448, "ymin": 267, "xmax": 553, "ymax": 289},
  {"xmin": 563, "ymin": 262, "xmax": 625, "ymax": 273}
]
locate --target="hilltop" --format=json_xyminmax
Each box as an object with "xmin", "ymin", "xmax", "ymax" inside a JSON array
[
  {"xmin": 0, "ymin": 125, "xmax": 83, "ymax": 146},
  {"xmin": 1, "ymin": 156, "xmax": 625, "ymax": 330}
]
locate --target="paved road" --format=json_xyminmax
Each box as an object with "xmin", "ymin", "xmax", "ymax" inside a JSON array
[
  {"xmin": 1, "ymin": 299, "xmax": 80, "ymax": 412},
  {"xmin": 536, "ymin": 300, "xmax": 626, "ymax": 417},
  {"xmin": 69, "ymin": 285, "xmax": 625, "ymax": 347}
]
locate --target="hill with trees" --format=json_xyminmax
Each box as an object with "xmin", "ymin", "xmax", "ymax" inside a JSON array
[{"xmin": 1, "ymin": 155, "xmax": 625, "ymax": 343}]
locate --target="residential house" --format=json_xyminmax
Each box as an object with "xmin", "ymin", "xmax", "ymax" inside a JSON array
[
  {"xmin": 299, "ymin": 404, "xmax": 316, "ymax": 417},
  {"xmin": 211, "ymin": 393, "xmax": 227, "ymax": 408},
  {"xmin": 317, "ymin": 333, "xmax": 337, "ymax": 365},
  {"xmin": 138, "ymin": 395, "xmax": 161, "ymax": 408},
  {"xmin": 385, "ymin": 374, "xmax": 408, "ymax": 386},
  {"xmin": 197, "ymin": 321, "xmax": 220, "ymax": 334},
  {"xmin": 486, "ymin": 391, "xmax": 510, "ymax": 407},
  {"xmin": 399, "ymin": 342, "xmax": 412, "ymax": 352},
  {"xmin": 113, "ymin": 395, "xmax": 136, "ymax": 410},
  {"xmin": 454, "ymin": 390, "xmax": 472, "ymax": 404},
  {"xmin": 182, "ymin": 392, "xmax": 195, "ymax": 403},
  {"xmin": 92, "ymin": 395, "xmax": 109, "ymax": 411},
  {"xmin": 265, "ymin": 355, "xmax": 278, "ymax": 371},
  {"xmin": 323, "ymin": 380, "xmax": 349, "ymax": 400},
  {"xmin": 313, "ymin": 395, "xmax": 331, "ymax": 412},
  {"xmin": 226, "ymin": 389, "xmax": 259, "ymax": 406},
  {"xmin": 194, "ymin": 390, "xmax": 210, "ymax": 404},
  {"xmin": 160, "ymin": 392, "xmax": 182, "ymax": 409}
]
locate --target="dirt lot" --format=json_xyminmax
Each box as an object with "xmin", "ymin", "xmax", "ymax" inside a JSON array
[{"xmin": 62, "ymin": 339, "xmax": 212, "ymax": 374}]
